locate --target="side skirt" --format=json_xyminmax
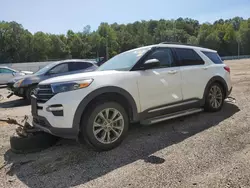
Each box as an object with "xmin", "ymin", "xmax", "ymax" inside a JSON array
[
  {"xmin": 141, "ymin": 108, "xmax": 203, "ymax": 125},
  {"xmin": 139, "ymin": 99, "xmax": 202, "ymax": 121}
]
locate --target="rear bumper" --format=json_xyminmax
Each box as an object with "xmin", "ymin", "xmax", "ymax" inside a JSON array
[{"xmin": 32, "ymin": 115, "xmax": 78, "ymax": 139}]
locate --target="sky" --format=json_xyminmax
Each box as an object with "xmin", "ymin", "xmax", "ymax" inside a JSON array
[{"xmin": 1, "ymin": 0, "xmax": 250, "ymax": 34}]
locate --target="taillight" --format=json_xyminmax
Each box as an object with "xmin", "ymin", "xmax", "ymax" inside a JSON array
[{"xmin": 224, "ymin": 66, "xmax": 230, "ymax": 73}]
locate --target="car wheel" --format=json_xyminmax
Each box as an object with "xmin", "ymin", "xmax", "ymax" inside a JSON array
[
  {"xmin": 80, "ymin": 102, "xmax": 129, "ymax": 151},
  {"xmin": 25, "ymin": 85, "xmax": 37, "ymax": 102},
  {"xmin": 204, "ymin": 82, "xmax": 225, "ymax": 112}
]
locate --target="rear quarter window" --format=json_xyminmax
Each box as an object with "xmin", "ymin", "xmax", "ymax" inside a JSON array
[
  {"xmin": 69, "ymin": 62, "xmax": 93, "ymax": 71},
  {"xmin": 174, "ymin": 48, "xmax": 204, "ymax": 66},
  {"xmin": 202, "ymin": 51, "xmax": 224, "ymax": 64}
]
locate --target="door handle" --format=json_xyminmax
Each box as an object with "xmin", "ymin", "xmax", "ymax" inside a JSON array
[
  {"xmin": 168, "ymin": 70, "xmax": 178, "ymax": 74},
  {"xmin": 203, "ymin": 67, "xmax": 209, "ymax": 70}
]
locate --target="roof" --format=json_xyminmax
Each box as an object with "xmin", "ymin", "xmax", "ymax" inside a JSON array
[
  {"xmin": 156, "ymin": 43, "xmax": 216, "ymax": 52},
  {"xmin": 128, "ymin": 43, "xmax": 217, "ymax": 53},
  {"xmin": 59, "ymin": 59, "xmax": 97, "ymax": 64}
]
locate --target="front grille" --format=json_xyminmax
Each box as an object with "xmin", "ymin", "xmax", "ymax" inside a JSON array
[{"xmin": 35, "ymin": 84, "xmax": 55, "ymax": 103}]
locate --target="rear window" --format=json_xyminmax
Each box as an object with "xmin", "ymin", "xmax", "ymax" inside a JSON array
[
  {"xmin": 202, "ymin": 51, "xmax": 223, "ymax": 64},
  {"xmin": 174, "ymin": 48, "xmax": 204, "ymax": 66},
  {"xmin": 69, "ymin": 62, "xmax": 93, "ymax": 71}
]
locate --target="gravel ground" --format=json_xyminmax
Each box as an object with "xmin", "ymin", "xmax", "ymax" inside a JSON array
[{"xmin": 0, "ymin": 59, "xmax": 249, "ymax": 188}]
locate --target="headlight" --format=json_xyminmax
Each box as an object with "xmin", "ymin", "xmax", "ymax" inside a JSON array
[
  {"xmin": 13, "ymin": 79, "xmax": 24, "ymax": 88},
  {"xmin": 51, "ymin": 79, "xmax": 93, "ymax": 93}
]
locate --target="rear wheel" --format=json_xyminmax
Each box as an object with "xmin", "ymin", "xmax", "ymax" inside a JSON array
[
  {"xmin": 80, "ymin": 101, "xmax": 129, "ymax": 151},
  {"xmin": 204, "ymin": 83, "xmax": 225, "ymax": 112}
]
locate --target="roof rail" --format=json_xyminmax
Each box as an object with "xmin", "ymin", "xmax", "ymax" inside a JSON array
[{"xmin": 159, "ymin": 42, "xmax": 204, "ymax": 48}]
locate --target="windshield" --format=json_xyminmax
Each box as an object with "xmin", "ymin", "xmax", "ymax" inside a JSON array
[
  {"xmin": 34, "ymin": 62, "xmax": 58, "ymax": 75},
  {"xmin": 98, "ymin": 47, "xmax": 151, "ymax": 71}
]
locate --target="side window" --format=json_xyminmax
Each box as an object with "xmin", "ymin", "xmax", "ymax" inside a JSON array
[
  {"xmin": 0, "ymin": 68, "xmax": 13, "ymax": 73},
  {"xmin": 145, "ymin": 48, "xmax": 174, "ymax": 68},
  {"xmin": 69, "ymin": 62, "xmax": 93, "ymax": 71},
  {"xmin": 202, "ymin": 51, "xmax": 223, "ymax": 64},
  {"xmin": 49, "ymin": 63, "xmax": 69, "ymax": 74},
  {"xmin": 174, "ymin": 48, "xmax": 204, "ymax": 66}
]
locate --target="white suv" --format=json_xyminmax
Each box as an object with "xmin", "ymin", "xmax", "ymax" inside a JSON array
[{"xmin": 31, "ymin": 43, "xmax": 232, "ymax": 151}]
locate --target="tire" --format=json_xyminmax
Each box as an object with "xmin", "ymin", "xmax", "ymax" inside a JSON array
[
  {"xmin": 80, "ymin": 101, "xmax": 129, "ymax": 151},
  {"xmin": 204, "ymin": 82, "xmax": 225, "ymax": 112},
  {"xmin": 10, "ymin": 132, "xmax": 58, "ymax": 154},
  {"xmin": 25, "ymin": 85, "xmax": 37, "ymax": 102}
]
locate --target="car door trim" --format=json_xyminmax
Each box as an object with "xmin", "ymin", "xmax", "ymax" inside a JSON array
[
  {"xmin": 139, "ymin": 98, "xmax": 201, "ymax": 120},
  {"xmin": 148, "ymin": 99, "xmax": 199, "ymax": 113}
]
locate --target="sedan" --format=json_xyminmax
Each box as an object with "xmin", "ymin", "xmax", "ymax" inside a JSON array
[{"xmin": 0, "ymin": 66, "xmax": 33, "ymax": 85}]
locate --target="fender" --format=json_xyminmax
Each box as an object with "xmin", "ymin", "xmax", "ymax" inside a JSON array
[
  {"xmin": 72, "ymin": 86, "xmax": 139, "ymax": 132},
  {"xmin": 202, "ymin": 76, "xmax": 228, "ymax": 104}
]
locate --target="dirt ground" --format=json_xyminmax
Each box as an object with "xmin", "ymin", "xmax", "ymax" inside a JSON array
[{"xmin": 0, "ymin": 59, "xmax": 250, "ymax": 188}]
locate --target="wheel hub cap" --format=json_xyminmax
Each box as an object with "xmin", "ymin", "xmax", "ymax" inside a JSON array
[
  {"xmin": 209, "ymin": 85, "xmax": 223, "ymax": 109},
  {"xmin": 93, "ymin": 108, "xmax": 124, "ymax": 144}
]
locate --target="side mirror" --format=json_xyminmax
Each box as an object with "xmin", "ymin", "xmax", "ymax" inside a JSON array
[{"xmin": 143, "ymin": 59, "xmax": 160, "ymax": 70}]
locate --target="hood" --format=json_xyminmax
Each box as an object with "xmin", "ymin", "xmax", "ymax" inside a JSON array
[
  {"xmin": 9, "ymin": 74, "xmax": 43, "ymax": 85},
  {"xmin": 41, "ymin": 70, "xmax": 123, "ymax": 84},
  {"xmin": 9, "ymin": 74, "xmax": 33, "ymax": 83},
  {"xmin": 21, "ymin": 71, "xmax": 33, "ymax": 75}
]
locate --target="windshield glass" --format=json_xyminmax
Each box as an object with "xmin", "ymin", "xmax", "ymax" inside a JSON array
[
  {"xmin": 98, "ymin": 47, "xmax": 151, "ymax": 71},
  {"xmin": 34, "ymin": 62, "xmax": 58, "ymax": 75}
]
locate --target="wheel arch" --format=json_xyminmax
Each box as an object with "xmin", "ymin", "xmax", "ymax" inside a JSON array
[
  {"xmin": 202, "ymin": 76, "xmax": 228, "ymax": 105},
  {"xmin": 72, "ymin": 86, "xmax": 139, "ymax": 133}
]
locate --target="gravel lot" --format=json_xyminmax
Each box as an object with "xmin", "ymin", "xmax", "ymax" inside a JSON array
[{"xmin": 0, "ymin": 59, "xmax": 249, "ymax": 188}]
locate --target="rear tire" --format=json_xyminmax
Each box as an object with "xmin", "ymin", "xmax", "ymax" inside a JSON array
[
  {"xmin": 80, "ymin": 101, "xmax": 129, "ymax": 151},
  {"xmin": 204, "ymin": 82, "xmax": 225, "ymax": 112}
]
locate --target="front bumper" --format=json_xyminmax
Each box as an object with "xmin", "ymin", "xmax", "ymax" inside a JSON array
[
  {"xmin": 32, "ymin": 115, "xmax": 78, "ymax": 139},
  {"xmin": 30, "ymin": 88, "xmax": 89, "ymax": 139},
  {"xmin": 7, "ymin": 82, "xmax": 26, "ymax": 97}
]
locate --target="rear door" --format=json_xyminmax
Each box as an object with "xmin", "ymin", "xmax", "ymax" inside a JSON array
[
  {"xmin": 174, "ymin": 48, "xmax": 211, "ymax": 100},
  {"xmin": 0, "ymin": 68, "xmax": 15, "ymax": 84}
]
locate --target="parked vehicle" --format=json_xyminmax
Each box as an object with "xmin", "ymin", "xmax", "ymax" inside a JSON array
[
  {"xmin": 31, "ymin": 43, "xmax": 232, "ymax": 151},
  {"xmin": 0, "ymin": 66, "xmax": 33, "ymax": 85},
  {"xmin": 8, "ymin": 59, "xmax": 98, "ymax": 101}
]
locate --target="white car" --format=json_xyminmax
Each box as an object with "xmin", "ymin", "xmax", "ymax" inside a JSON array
[
  {"xmin": 0, "ymin": 66, "xmax": 33, "ymax": 85},
  {"xmin": 31, "ymin": 43, "xmax": 232, "ymax": 151}
]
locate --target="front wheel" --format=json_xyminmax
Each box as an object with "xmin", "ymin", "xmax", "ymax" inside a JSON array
[
  {"xmin": 25, "ymin": 85, "xmax": 37, "ymax": 102},
  {"xmin": 204, "ymin": 83, "xmax": 225, "ymax": 112},
  {"xmin": 80, "ymin": 102, "xmax": 129, "ymax": 151}
]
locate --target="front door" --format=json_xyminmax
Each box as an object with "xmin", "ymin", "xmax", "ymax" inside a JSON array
[{"xmin": 137, "ymin": 47, "xmax": 183, "ymax": 112}]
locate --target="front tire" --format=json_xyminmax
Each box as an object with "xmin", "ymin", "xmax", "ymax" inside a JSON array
[
  {"xmin": 80, "ymin": 101, "xmax": 129, "ymax": 151},
  {"xmin": 204, "ymin": 82, "xmax": 225, "ymax": 112},
  {"xmin": 25, "ymin": 85, "xmax": 37, "ymax": 102}
]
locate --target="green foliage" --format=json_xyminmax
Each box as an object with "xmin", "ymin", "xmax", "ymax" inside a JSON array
[{"xmin": 0, "ymin": 17, "xmax": 250, "ymax": 63}]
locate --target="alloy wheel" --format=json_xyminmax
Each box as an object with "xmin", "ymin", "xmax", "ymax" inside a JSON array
[
  {"xmin": 209, "ymin": 85, "xmax": 223, "ymax": 109},
  {"xmin": 93, "ymin": 108, "xmax": 124, "ymax": 144}
]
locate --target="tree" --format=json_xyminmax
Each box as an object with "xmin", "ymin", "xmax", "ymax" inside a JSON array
[{"xmin": 1, "ymin": 17, "xmax": 250, "ymax": 63}]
